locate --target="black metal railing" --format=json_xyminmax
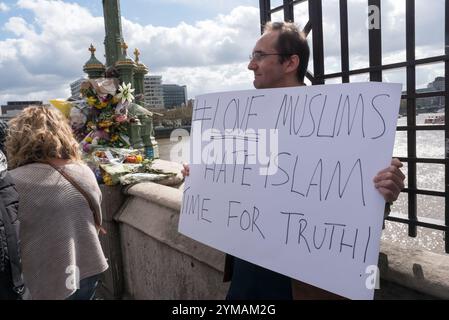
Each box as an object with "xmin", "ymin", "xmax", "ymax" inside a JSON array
[{"xmin": 259, "ymin": 0, "xmax": 449, "ymax": 253}]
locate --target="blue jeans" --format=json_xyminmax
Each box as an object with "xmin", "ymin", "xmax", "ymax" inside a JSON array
[{"xmin": 66, "ymin": 274, "xmax": 100, "ymax": 300}]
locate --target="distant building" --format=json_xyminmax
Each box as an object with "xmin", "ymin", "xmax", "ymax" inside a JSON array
[
  {"xmin": 0, "ymin": 101, "xmax": 43, "ymax": 120},
  {"xmin": 428, "ymin": 76, "xmax": 445, "ymax": 91},
  {"xmin": 143, "ymin": 75, "xmax": 165, "ymax": 109},
  {"xmin": 70, "ymin": 77, "xmax": 87, "ymax": 100},
  {"xmin": 415, "ymin": 76, "xmax": 445, "ymax": 113},
  {"xmin": 163, "ymin": 84, "xmax": 187, "ymax": 109},
  {"xmin": 427, "ymin": 77, "xmax": 445, "ymax": 110}
]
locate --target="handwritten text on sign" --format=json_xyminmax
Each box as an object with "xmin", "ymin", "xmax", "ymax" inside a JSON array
[{"xmin": 178, "ymin": 83, "xmax": 402, "ymax": 299}]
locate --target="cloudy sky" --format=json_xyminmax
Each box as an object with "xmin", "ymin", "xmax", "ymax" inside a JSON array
[{"xmin": 0, "ymin": 0, "xmax": 445, "ymax": 105}]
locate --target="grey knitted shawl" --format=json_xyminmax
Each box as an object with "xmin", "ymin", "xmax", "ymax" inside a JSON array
[{"xmin": 10, "ymin": 162, "xmax": 108, "ymax": 300}]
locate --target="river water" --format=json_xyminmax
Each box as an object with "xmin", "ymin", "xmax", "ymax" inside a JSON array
[{"xmin": 157, "ymin": 112, "xmax": 446, "ymax": 254}]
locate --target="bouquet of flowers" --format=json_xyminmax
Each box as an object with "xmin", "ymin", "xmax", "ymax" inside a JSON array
[
  {"xmin": 74, "ymin": 78, "xmax": 136, "ymax": 152},
  {"xmin": 51, "ymin": 78, "xmax": 169, "ymax": 186}
]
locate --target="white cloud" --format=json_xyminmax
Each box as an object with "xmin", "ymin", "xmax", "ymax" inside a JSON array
[
  {"xmin": 154, "ymin": 0, "xmax": 256, "ymax": 11},
  {"xmin": 122, "ymin": 6, "xmax": 259, "ymax": 68},
  {"xmin": 0, "ymin": 0, "xmax": 105, "ymax": 105},
  {"xmin": 0, "ymin": 1, "xmax": 260, "ymax": 104},
  {"xmin": 4, "ymin": 17, "xmax": 35, "ymax": 36},
  {"xmin": 0, "ymin": 2, "xmax": 9, "ymax": 12},
  {"xmin": 0, "ymin": 0, "xmax": 444, "ymax": 106},
  {"xmin": 161, "ymin": 62, "xmax": 254, "ymax": 97}
]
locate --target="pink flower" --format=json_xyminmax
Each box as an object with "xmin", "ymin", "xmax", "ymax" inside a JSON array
[
  {"xmin": 93, "ymin": 130, "xmax": 110, "ymax": 140},
  {"xmin": 115, "ymin": 114, "xmax": 128, "ymax": 123}
]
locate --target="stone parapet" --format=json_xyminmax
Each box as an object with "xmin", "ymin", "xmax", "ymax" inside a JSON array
[
  {"xmin": 116, "ymin": 182, "xmax": 229, "ymax": 299},
  {"xmin": 376, "ymin": 242, "xmax": 449, "ymax": 299}
]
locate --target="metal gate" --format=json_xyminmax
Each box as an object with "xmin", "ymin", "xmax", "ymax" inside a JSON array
[{"xmin": 259, "ymin": 0, "xmax": 449, "ymax": 253}]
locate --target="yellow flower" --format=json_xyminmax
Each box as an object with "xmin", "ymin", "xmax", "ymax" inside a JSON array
[
  {"xmin": 102, "ymin": 173, "xmax": 115, "ymax": 186},
  {"xmin": 98, "ymin": 120, "xmax": 113, "ymax": 128},
  {"xmin": 87, "ymin": 97, "xmax": 97, "ymax": 106},
  {"xmin": 94, "ymin": 101, "xmax": 108, "ymax": 109},
  {"xmin": 85, "ymin": 137, "xmax": 93, "ymax": 143},
  {"xmin": 111, "ymin": 134, "xmax": 119, "ymax": 142}
]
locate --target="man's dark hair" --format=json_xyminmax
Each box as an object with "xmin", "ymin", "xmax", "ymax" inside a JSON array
[{"xmin": 263, "ymin": 21, "xmax": 310, "ymax": 83}]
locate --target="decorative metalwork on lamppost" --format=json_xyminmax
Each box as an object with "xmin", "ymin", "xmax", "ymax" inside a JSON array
[
  {"xmin": 99, "ymin": 0, "xmax": 158, "ymax": 156},
  {"xmin": 115, "ymin": 42, "xmax": 136, "ymax": 87},
  {"xmin": 133, "ymin": 48, "xmax": 149, "ymax": 104},
  {"xmin": 102, "ymin": 0, "xmax": 124, "ymax": 68},
  {"xmin": 83, "ymin": 44, "xmax": 106, "ymax": 79},
  {"xmin": 132, "ymin": 48, "xmax": 158, "ymax": 158}
]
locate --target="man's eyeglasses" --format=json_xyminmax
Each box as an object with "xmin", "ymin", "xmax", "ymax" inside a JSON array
[{"xmin": 249, "ymin": 52, "xmax": 292, "ymax": 61}]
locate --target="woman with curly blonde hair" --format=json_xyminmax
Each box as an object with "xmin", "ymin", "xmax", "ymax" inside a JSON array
[{"xmin": 6, "ymin": 105, "xmax": 108, "ymax": 300}]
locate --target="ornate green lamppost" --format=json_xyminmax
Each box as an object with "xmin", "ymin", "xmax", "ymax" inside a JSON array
[{"xmin": 82, "ymin": 0, "xmax": 159, "ymax": 158}]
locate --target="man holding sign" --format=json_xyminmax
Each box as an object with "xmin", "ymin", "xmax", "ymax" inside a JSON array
[{"xmin": 181, "ymin": 21, "xmax": 404, "ymax": 299}]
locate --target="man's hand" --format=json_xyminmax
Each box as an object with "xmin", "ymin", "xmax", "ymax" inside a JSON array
[
  {"xmin": 373, "ymin": 158, "xmax": 405, "ymax": 204},
  {"xmin": 181, "ymin": 163, "xmax": 190, "ymax": 177}
]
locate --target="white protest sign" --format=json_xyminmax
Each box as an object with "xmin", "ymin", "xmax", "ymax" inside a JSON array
[{"xmin": 178, "ymin": 82, "xmax": 402, "ymax": 300}]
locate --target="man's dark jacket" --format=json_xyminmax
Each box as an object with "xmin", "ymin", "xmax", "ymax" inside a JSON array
[{"xmin": 0, "ymin": 152, "xmax": 29, "ymax": 299}]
